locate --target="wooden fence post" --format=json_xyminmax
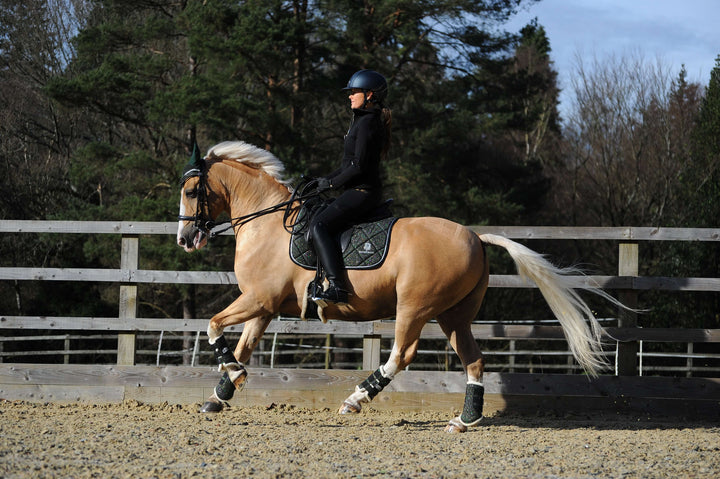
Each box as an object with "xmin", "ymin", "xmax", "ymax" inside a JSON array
[
  {"xmin": 117, "ymin": 235, "xmax": 139, "ymax": 365},
  {"xmin": 363, "ymin": 334, "xmax": 381, "ymax": 370},
  {"xmin": 324, "ymin": 334, "xmax": 331, "ymax": 369},
  {"xmin": 617, "ymin": 242, "xmax": 639, "ymax": 375}
]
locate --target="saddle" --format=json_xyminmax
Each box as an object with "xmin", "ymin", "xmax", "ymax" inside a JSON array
[{"xmin": 289, "ymin": 198, "xmax": 398, "ymax": 270}]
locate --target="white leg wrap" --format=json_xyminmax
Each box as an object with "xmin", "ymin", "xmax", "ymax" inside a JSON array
[{"xmin": 346, "ymin": 386, "xmax": 371, "ymax": 407}]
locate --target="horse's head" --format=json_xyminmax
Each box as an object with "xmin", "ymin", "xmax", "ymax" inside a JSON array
[
  {"xmin": 177, "ymin": 145, "xmax": 223, "ymax": 252},
  {"xmin": 177, "ymin": 141, "xmax": 293, "ymax": 252}
]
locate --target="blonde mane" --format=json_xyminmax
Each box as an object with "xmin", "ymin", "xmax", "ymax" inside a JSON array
[{"xmin": 206, "ymin": 141, "xmax": 289, "ymax": 186}]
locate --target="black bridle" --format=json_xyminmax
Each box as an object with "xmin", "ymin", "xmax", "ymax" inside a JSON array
[
  {"xmin": 178, "ymin": 157, "xmax": 215, "ymax": 231},
  {"xmin": 178, "ymin": 155, "xmax": 322, "ymax": 238}
]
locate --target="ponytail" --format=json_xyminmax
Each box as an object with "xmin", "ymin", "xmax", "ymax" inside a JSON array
[{"xmin": 380, "ymin": 106, "xmax": 392, "ymax": 160}]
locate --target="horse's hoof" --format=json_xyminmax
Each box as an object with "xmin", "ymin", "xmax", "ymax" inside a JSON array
[
  {"xmin": 445, "ymin": 418, "xmax": 468, "ymax": 433},
  {"xmin": 338, "ymin": 401, "xmax": 361, "ymax": 414},
  {"xmin": 199, "ymin": 400, "xmax": 224, "ymax": 413}
]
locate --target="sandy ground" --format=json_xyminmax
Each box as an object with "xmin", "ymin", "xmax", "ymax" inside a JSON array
[{"xmin": 0, "ymin": 399, "xmax": 718, "ymax": 478}]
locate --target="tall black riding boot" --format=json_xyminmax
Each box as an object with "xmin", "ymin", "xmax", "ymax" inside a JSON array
[{"xmin": 311, "ymin": 223, "xmax": 349, "ymax": 306}]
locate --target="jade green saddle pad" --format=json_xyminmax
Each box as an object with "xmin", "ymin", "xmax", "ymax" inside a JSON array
[{"xmin": 290, "ymin": 215, "xmax": 398, "ymax": 270}]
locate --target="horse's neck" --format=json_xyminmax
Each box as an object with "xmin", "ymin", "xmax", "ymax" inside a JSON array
[{"xmin": 214, "ymin": 160, "xmax": 291, "ymax": 222}]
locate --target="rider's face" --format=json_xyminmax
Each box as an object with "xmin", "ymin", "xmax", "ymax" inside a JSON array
[{"xmin": 349, "ymin": 89, "xmax": 373, "ymax": 109}]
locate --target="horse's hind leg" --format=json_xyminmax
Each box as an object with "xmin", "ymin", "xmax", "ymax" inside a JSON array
[
  {"xmin": 338, "ymin": 314, "xmax": 426, "ymax": 414},
  {"xmin": 437, "ymin": 270, "xmax": 489, "ymax": 433},
  {"xmin": 440, "ymin": 318, "xmax": 485, "ymax": 433},
  {"xmin": 200, "ymin": 315, "xmax": 272, "ymax": 413}
]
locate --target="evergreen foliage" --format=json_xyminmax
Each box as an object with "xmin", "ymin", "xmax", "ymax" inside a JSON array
[{"xmin": 1, "ymin": 0, "xmax": 718, "ymax": 335}]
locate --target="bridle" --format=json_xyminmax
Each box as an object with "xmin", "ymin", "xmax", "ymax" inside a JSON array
[
  {"xmin": 178, "ymin": 155, "xmax": 322, "ymax": 238},
  {"xmin": 178, "ymin": 158, "xmax": 215, "ymax": 232}
]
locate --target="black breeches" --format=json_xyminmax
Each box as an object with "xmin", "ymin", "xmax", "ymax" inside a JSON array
[
  {"xmin": 311, "ymin": 188, "xmax": 380, "ymax": 235},
  {"xmin": 310, "ymin": 189, "xmax": 380, "ymax": 281}
]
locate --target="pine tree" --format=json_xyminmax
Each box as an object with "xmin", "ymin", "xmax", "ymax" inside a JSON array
[
  {"xmin": 44, "ymin": 0, "xmax": 231, "ymax": 322},
  {"xmin": 680, "ymin": 56, "xmax": 720, "ymax": 329},
  {"xmin": 689, "ymin": 55, "xmax": 720, "ymax": 226},
  {"xmin": 38, "ymin": 0, "xmax": 550, "ymax": 324}
]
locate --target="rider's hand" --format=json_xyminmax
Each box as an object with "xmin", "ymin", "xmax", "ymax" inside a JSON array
[{"xmin": 316, "ymin": 177, "xmax": 332, "ymax": 192}]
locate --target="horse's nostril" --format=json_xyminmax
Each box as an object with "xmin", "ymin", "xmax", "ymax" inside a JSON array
[{"xmin": 178, "ymin": 237, "xmax": 186, "ymax": 246}]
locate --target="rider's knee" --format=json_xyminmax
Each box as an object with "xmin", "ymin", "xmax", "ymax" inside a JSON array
[{"xmin": 311, "ymin": 221, "xmax": 327, "ymax": 236}]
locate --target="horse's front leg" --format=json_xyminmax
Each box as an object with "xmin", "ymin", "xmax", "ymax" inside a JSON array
[
  {"xmin": 201, "ymin": 295, "xmax": 274, "ymax": 413},
  {"xmin": 206, "ymin": 291, "xmax": 274, "ymax": 343}
]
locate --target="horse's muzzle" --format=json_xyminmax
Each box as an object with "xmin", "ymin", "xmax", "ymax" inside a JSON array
[{"xmin": 177, "ymin": 225, "xmax": 207, "ymax": 252}]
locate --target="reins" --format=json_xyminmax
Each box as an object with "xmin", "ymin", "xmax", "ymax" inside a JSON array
[
  {"xmin": 180, "ymin": 162, "xmax": 322, "ymax": 238},
  {"xmin": 209, "ymin": 187, "xmax": 317, "ymax": 238}
]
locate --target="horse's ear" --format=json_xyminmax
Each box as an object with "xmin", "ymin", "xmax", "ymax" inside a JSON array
[{"xmin": 180, "ymin": 142, "xmax": 205, "ymax": 185}]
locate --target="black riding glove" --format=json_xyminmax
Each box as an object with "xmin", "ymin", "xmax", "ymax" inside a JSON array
[{"xmin": 316, "ymin": 177, "xmax": 332, "ymax": 192}]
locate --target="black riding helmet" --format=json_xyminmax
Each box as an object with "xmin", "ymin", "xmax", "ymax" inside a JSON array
[{"xmin": 341, "ymin": 69, "xmax": 388, "ymax": 105}]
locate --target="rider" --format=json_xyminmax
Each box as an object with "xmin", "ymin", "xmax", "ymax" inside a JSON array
[{"xmin": 311, "ymin": 69, "xmax": 392, "ymax": 305}]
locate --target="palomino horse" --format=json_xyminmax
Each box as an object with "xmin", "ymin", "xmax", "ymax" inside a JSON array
[{"xmin": 177, "ymin": 141, "xmax": 619, "ymax": 432}]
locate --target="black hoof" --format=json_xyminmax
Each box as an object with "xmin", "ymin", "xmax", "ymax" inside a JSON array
[{"xmin": 199, "ymin": 400, "xmax": 224, "ymax": 413}]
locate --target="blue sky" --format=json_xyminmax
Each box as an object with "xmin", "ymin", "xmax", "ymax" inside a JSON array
[{"xmin": 504, "ymin": 0, "xmax": 719, "ymax": 112}]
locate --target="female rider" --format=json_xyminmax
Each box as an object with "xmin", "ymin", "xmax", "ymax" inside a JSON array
[{"xmin": 311, "ymin": 69, "xmax": 392, "ymax": 305}]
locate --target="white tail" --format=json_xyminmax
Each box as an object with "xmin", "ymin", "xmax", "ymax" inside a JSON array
[{"xmin": 479, "ymin": 233, "xmax": 626, "ymax": 376}]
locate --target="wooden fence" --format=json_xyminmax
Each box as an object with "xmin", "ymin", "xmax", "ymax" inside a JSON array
[{"xmin": 1, "ymin": 221, "xmax": 719, "ymax": 418}]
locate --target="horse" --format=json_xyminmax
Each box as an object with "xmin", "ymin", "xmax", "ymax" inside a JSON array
[{"xmin": 177, "ymin": 140, "xmax": 622, "ymax": 433}]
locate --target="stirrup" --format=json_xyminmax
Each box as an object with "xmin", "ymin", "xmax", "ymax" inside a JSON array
[{"xmin": 312, "ymin": 284, "xmax": 349, "ymax": 306}]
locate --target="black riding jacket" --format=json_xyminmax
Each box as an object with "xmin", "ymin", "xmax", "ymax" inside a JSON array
[{"xmin": 326, "ymin": 107, "xmax": 384, "ymax": 192}]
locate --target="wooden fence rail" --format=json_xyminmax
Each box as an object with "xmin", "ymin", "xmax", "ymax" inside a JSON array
[
  {"xmin": 1, "ymin": 221, "xmax": 719, "ymax": 416},
  {"xmin": 2, "ymin": 221, "xmax": 720, "ymax": 370}
]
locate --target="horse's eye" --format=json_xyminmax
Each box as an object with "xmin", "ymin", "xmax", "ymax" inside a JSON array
[{"xmin": 185, "ymin": 188, "xmax": 198, "ymax": 199}]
